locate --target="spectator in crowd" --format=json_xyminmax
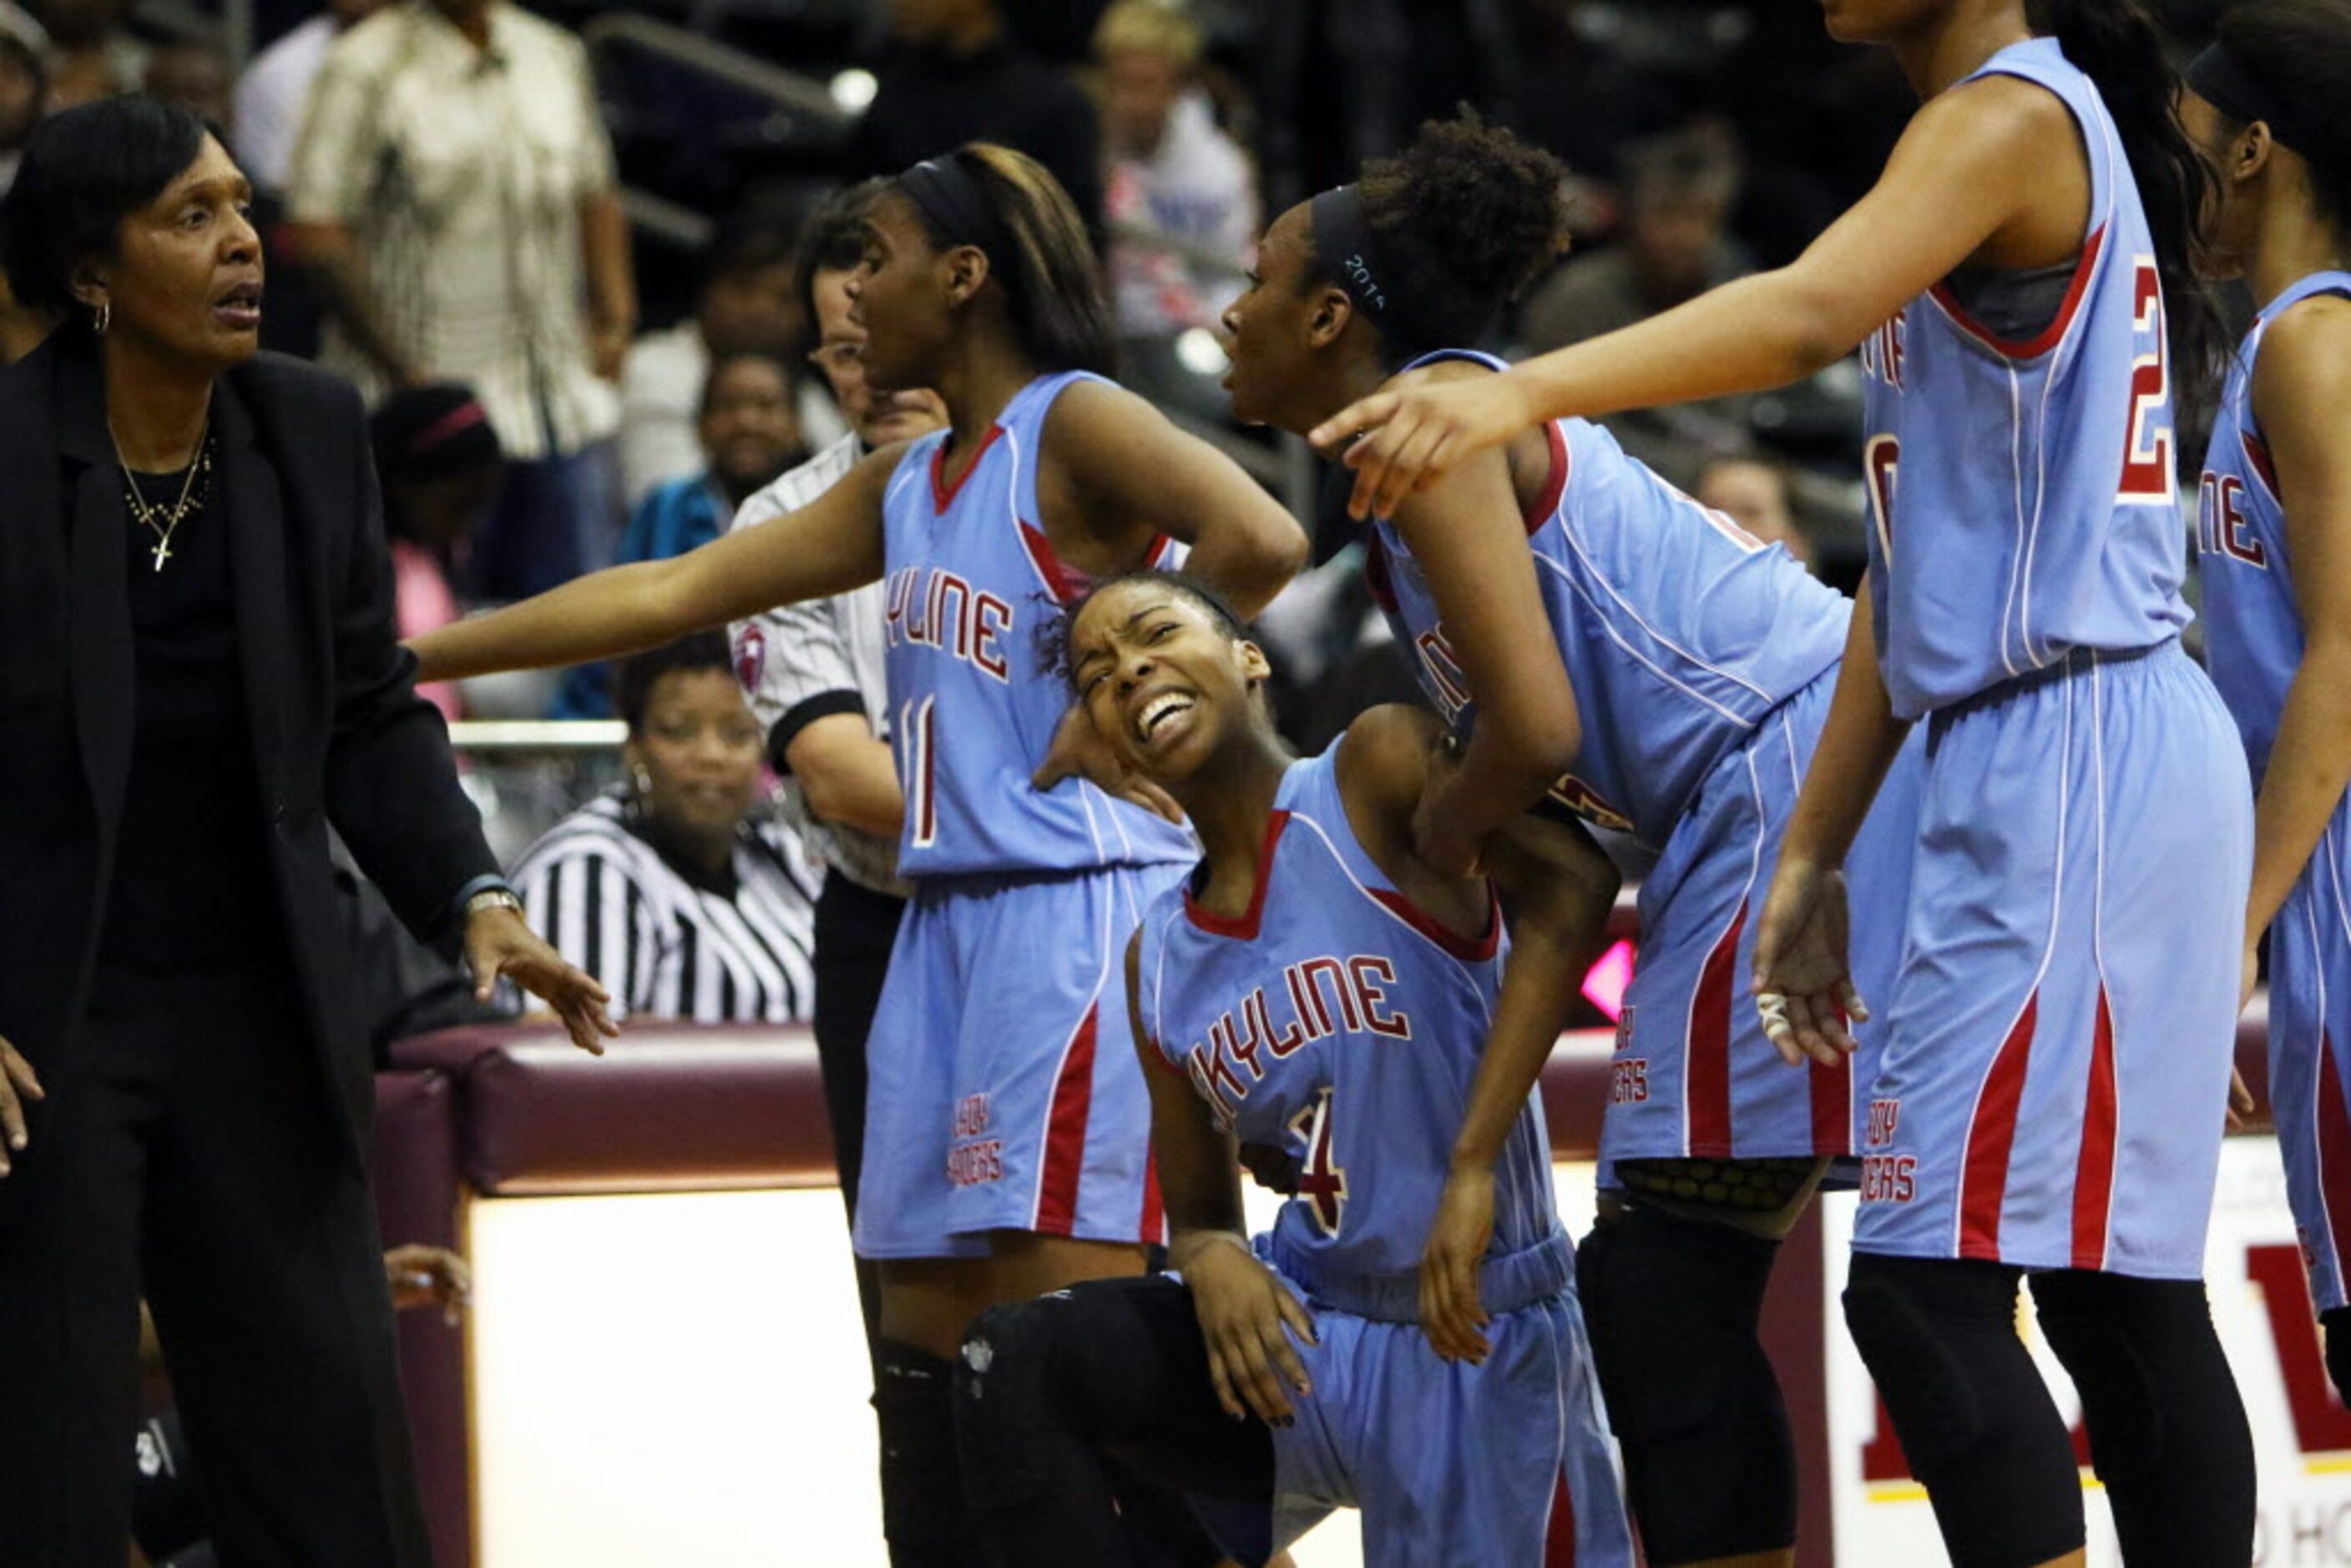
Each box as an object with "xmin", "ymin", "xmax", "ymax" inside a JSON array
[
  {"xmin": 0, "ymin": 3, "xmax": 43, "ymax": 195},
  {"xmin": 141, "ymin": 36, "xmax": 230, "ymax": 129},
  {"xmin": 511, "ymin": 634, "xmax": 822, "ymax": 1024},
  {"xmin": 556, "ymin": 348, "xmax": 811, "ymax": 716},
  {"xmin": 1520, "ymin": 120, "xmax": 1757, "ymax": 488},
  {"xmin": 727, "ymin": 178, "xmax": 944, "ymax": 1347},
  {"xmin": 1095, "ymin": 0, "xmax": 1255, "ymax": 417},
  {"xmin": 1694, "ymin": 453, "xmax": 1815, "ymax": 572},
  {"xmin": 372, "ymin": 383, "xmax": 506, "ymax": 721},
  {"xmin": 30, "ymin": 0, "xmax": 139, "ymax": 109},
  {"xmin": 852, "ymin": 0, "xmax": 1105, "ymax": 237},
  {"xmin": 231, "ymin": 0, "xmax": 385, "ymax": 198},
  {"xmin": 283, "ymin": 0, "xmax": 635, "ymax": 600},
  {"xmin": 619, "ymin": 220, "xmax": 837, "ymax": 506}
]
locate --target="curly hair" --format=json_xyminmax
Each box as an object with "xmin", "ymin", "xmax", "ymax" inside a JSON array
[{"xmin": 1310, "ymin": 108, "xmax": 1570, "ymax": 366}]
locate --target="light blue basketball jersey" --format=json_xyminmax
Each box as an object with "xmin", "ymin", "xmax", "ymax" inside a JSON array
[
  {"xmin": 880, "ymin": 371, "xmax": 1196, "ymax": 878},
  {"xmin": 1858, "ymin": 38, "xmax": 2190, "ymax": 721},
  {"xmin": 2197, "ymin": 271, "xmax": 2351, "ymax": 783},
  {"xmin": 1134, "ymin": 743, "xmax": 1563, "ymax": 1284},
  {"xmin": 1366, "ymin": 350, "xmax": 1848, "ymax": 852}
]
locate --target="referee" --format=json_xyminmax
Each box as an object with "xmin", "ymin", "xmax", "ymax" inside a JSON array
[{"xmin": 728, "ymin": 181, "xmax": 948, "ymax": 1345}]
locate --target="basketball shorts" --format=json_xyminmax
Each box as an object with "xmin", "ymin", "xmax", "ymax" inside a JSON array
[
  {"xmin": 1252, "ymin": 1237, "xmax": 1634, "ymax": 1567},
  {"xmin": 852, "ymin": 861, "xmax": 1186, "ymax": 1260},
  {"xmin": 1604, "ymin": 668, "xmax": 1924, "ymax": 1179},
  {"xmin": 2268, "ymin": 804, "xmax": 2351, "ymax": 1313},
  {"xmin": 1853, "ymin": 640, "xmax": 2251, "ymax": 1278}
]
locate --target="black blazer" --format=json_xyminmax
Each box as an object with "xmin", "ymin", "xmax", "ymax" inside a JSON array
[{"xmin": 0, "ymin": 332, "xmax": 499, "ymax": 1179}]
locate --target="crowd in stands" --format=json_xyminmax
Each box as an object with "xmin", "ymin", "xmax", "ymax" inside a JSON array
[{"xmin": 0, "ymin": 0, "xmax": 2230, "ymax": 1025}]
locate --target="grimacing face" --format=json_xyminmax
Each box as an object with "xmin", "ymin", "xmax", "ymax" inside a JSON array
[{"xmin": 1068, "ymin": 581, "xmax": 1270, "ymax": 786}]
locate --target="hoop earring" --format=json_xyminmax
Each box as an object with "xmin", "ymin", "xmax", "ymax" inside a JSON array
[{"xmin": 93, "ymin": 300, "xmax": 109, "ymax": 336}]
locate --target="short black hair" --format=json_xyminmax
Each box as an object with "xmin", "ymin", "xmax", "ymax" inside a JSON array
[
  {"xmin": 2213, "ymin": 0, "xmax": 2351, "ymax": 232},
  {"xmin": 613, "ymin": 631, "xmax": 737, "ymax": 735},
  {"xmin": 1312, "ymin": 108, "xmax": 1569, "ymax": 367},
  {"xmin": 696, "ymin": 347, "xmax": 796, "ymax": 418},
  {"xmin": 795, "ymin": 178, "xmax": 889, "ymax": 338},
  {"xmin": 1044, "ymin": 568, "xmax": 1251, "ymax": 691},
  {"xmin": 1, "ymin": 94, "xmax": 210, "ymax": 320}
]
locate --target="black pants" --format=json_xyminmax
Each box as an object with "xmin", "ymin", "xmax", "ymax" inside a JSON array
[
  {"xmin": 0, "ymin": 959, "xmax": 427, "ymax": 1568},
  {"xmin": 958, "ymin": 1274, "xmax": 1276, "ymax": 1566},
  {"xmin": 814, "ymin": 870, "xmax": 905, "ymax": 1346}
]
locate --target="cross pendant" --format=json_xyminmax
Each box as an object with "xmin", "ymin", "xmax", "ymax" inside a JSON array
[{"xmin": 152, "ymin": 540, "xmax": 171, "ymax": 571}]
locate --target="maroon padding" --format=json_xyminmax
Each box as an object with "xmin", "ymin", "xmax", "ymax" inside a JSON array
[
  {"xmin": 370, "ymin": 1069, "xmax": 469, "ymax": 1568},
  {"xmin": 435, "ymin": 1025, "xmax": 840, "ymax": 1195},
  {"xmin": 1536, "ymin": 1029, "xmax": 1615, "ymax": 1159}
]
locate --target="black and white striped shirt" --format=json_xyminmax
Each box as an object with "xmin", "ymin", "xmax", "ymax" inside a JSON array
[{"xmin": 509, "ymin": 793, "xmax": 822, "ymax": 1024}]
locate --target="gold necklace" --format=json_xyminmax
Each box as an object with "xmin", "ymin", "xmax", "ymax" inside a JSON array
[{"xmin": 113, "ymin": 422, "xmax": 214, "ymax": 572}]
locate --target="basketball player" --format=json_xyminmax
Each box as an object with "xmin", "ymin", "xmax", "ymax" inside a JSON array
[
  {"xmin": 1217, "ymin": 112, "xmax": 1919, "ymax": 1565},
  {"xmin": 2186, "ymin": 0, "xmax": 2351, "ymax": 1403},
  {"xmin": 1312, "ymin": 5, "xmax": 2257, "ymax": 1565},
  {"xmin": 408, "ymin": 145, "xmax": 1307, "ymax": 1565},
  {"xmin": 954, "ymin": 569, "xmax": 1634, "ymax": 1566}
]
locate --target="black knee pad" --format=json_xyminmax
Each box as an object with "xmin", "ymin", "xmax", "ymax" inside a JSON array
[
  {"xmin": 1577, "ymin": 1206, "xmax": 1793, "ymax": 1564},
  {"xmin": 1843, "ymin": 1254, "xmax": 2083, "ymax": 1568},
  {"xmin": 954, "ymin": 1302, "xmax": 1062, "ymax": 1510},
  {"xmin": 2324, "ymin": 1306, "xmax": 2351, "ymax": 1410},
  {"xmin": 2030, "ymin": 1276, "xmax": 2163, "ymax": 1479},
  {"xmin": 875, "ymin": 1338, "xmax": 983, "ymax": 1566}
]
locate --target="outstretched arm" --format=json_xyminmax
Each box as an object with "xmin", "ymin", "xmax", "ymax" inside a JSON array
[
  {"xmin": 2243, "ymin": 301, "xmax": 2351, "ymax": 992},
  {"xmin": 409, "ymin": 448, "xmax": 898, "ymax": 682},
  {"xmin": 1310, "ymin": 76, "xmax": 2072, "ymax": 518}
]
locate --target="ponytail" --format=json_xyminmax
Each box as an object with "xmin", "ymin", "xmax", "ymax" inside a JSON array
[{"xmin": 2026, "ymin": 0, "xmax": 2223, "ymax": 402}]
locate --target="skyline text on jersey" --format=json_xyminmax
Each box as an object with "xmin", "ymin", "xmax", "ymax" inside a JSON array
[
  {"xmin": 1179, "ymin": 954, "xmax": 1413, "ymax": 1125},
  {"xmin": 883, "ymin": 564, "xmax": 1015, "ymax": 683}
]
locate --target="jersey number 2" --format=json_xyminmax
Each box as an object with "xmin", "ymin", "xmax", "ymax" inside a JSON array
[{"xmin": 2119, "ymin": 258, "xmax": 2175, "ymax": 504}]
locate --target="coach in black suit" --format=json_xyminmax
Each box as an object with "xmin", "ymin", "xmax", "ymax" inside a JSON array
[{"xmin": 0, "ymin": 98, "xmax": 617, "ymax": 1567}]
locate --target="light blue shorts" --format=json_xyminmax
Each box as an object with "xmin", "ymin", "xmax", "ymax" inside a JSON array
[
  {"xmin": 1853, "ymin": 642, "xmax": 2250, "ymax": 1278},
  {"xmin": 1605, "ymin": 669, "xmax": 1924, "ymax": 1180},
  {"xmin": 852, "ymin": 862, "xmax": 1185, "ymax": 1260},
  {"xmin": 2268, "ymin": 805, "xmax": 2351, "ymax": 1313}
]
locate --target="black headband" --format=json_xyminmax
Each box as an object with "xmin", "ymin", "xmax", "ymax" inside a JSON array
[
  {"xmin": 1311, "ymin": 185, "xmax": 1397, "ymax": 323},
  {"xmin": 2187, "ymin": 43, "xmax": 2318, "ymax": 159},
  {"xmin": 897, "ymin": 155, "xmax": 1010, "ymax": 258}
]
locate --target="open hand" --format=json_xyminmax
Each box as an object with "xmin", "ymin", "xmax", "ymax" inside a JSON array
[
  {"xmin": 1751, "ymin": 855, "xmax": 1866, "ymax": 1067},
  {"xmin": 1033, "ymin": 703, "xmax": 1184, "ymax": 824},
  {"xmin": 1307, "ymin": 367, "xmax": 1536, "ymax": 522},
  {"xmin": 0, "ymin": 1032, "xmax": 43, "ymax": 1177},
  {"xmin": 463, "ymin": 907, "xmax": 618, "ymax": 1055},
  {"xmin": 1419, "ymin": 1166, "xmax": 1495, "ymax": 1364},
  {"xmin": 1179, "ymin": 1232, "xmax": 1318, "ymax": 1425}
]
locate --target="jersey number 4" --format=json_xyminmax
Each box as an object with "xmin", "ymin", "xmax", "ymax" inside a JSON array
[{"xmin": 1288, "ymin": 1086, "xmax": 1348, "ymax": 1237}]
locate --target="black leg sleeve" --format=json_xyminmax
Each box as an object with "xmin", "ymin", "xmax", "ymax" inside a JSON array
[
  {"xmin": 2032, "ymin": 1270, "xmax": 2255, "ymax": 1568},
  {"xmin": 875, "ymin": 1339, "xmax": 988, "ymax": 1568},
  {"xmin": 1843, "ymin": 1252, "xmax": 2085, "ymax": 1568},
  {"xmin": 956, "ymin": 1275, "xmax": 1276, "ymax": 1568}
]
